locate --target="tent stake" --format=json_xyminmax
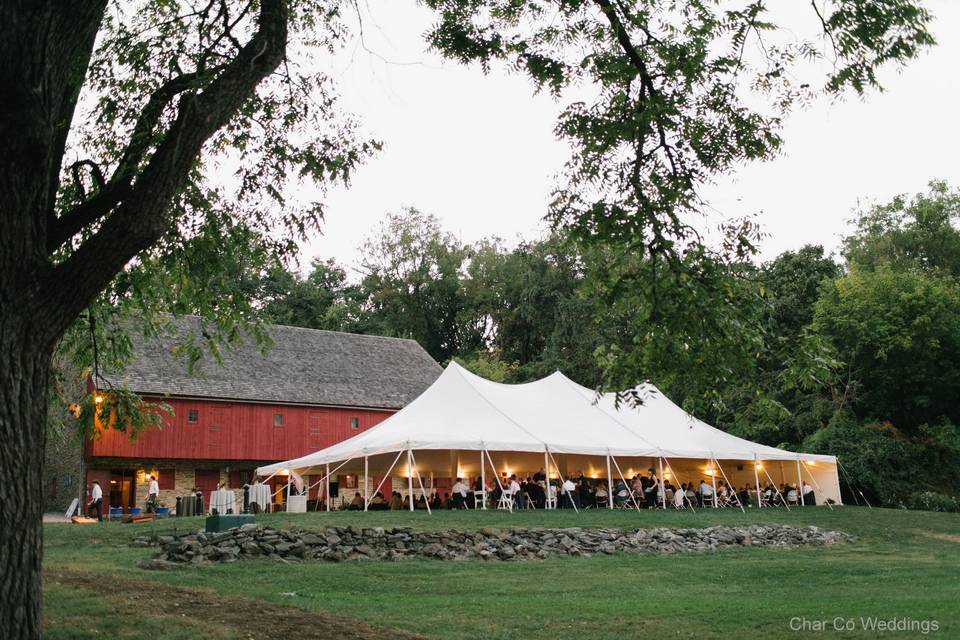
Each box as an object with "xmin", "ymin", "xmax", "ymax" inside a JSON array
[
  {"xmin": 753, "ymin": 454, "xmax": 762, "ymax": 509},
  {"xmin": 605, "ymin": 453, "xmax": 613, "ymax": 510}
]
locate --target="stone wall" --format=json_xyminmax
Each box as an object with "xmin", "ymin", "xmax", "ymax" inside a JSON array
[{"xmin": 138, "ymin": 524, "xmax": 853, "ymax": 568}]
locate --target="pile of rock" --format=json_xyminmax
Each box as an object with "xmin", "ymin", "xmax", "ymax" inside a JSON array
[{"xmin": 135, "ymin": 524, "xmax": 852, "ymax": 568}]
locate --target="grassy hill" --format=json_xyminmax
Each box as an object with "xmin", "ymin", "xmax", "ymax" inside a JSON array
[{"xmin": 44, "ymin": 507, "xmax": 960, "ymax": 639}]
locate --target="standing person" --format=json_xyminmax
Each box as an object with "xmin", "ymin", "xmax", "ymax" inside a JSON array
[
  {"xmin": 146, "ymin": 474, "xmax": 160, "ymax": 513},
  {"xmin": 802, "ymin": 481, "xmax": 816, "ymax": 505},
  {"xmin": 87, "ymin": 480, "xmax": 103, "ymax": 522},
  {"xmin": 451, "ymin": 477, "xmax": 469, "ymax": 509},
  {"xmin": 561, "ymin": 476, "xmax": 577, "ymax": 509},
  {"xmin": 509, "ymin": 474, "xmax": 525, "ymax": 509}
]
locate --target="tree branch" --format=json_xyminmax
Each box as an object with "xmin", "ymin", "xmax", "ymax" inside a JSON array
[
  {"xmin": 41, "ymin": 0, "xmax": 288, "ymax": 344},
  {"xmin": 48, "ymin": 69, "xmax": 222, "ymax": 252}
]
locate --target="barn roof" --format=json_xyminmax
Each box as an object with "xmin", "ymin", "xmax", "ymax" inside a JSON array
[{"xmin": 108, "ymin": 316, "xmax": 442, "ymax": 410}]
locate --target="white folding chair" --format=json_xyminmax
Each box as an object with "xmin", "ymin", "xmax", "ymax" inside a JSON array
[
  {"xmin": 497, "ymin": 493, "xmax": 514, "ymax": 511},
  {"xmin": 473, "ymin": 491, "xmax": 485, "ymax": 509},
  {"xmin": 701, "ymin": 493, "xmax": 715, "ymax": 508}
]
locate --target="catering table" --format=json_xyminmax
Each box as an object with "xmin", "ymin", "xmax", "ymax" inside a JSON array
[
  {"xmin": 248, "ymin": 483, "xmax": 271, "ymax": 512},
  {"xmin": 286, "ymin": 494, "xmax": 307, "ymax": 513},
  {"xmin": 209, "ymin": 489, "xmax": 237, "ymax": 515}
]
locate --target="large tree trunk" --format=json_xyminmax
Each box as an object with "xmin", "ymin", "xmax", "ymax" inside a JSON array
[{"xmin": 0, "ymin": 315, "xmax": 51, "ymax": 638}]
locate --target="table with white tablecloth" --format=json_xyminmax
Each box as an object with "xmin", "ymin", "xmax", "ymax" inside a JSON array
[
  {"xmin": 247, "ymin": 483, "xmax": 271, "ymax": 512},
  {"xmin": 209, "ymin": 489, "xmax": 237, "ymax": 515}
]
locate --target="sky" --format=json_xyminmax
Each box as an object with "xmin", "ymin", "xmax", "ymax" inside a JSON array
[{"xmin": 301, "ymin": 0, "xmax": 960, "ymax": 274}]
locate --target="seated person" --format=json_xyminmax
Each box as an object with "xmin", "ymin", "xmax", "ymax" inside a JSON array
[
  {"xmin": 429, "ymin": 492, "xmax": 442, "ymax": 510},
  {"xmin": 389, "ymin": 491, "xmax": 404, "ymax": 510},
  {"xmin": 348, "ymin": 492, "xmax": 363, "ymax": 511},
  {"xmin": 595, "ymin": 483, "xmax": 609, "ymax": 503},
  {"xmin": 699, "ymin": 480, "xmax": 714, "ymax": 504},
  {"xmin": 368, "ymin": 491, "xmax": 385, "ymax": 510},
  {"xmin": 673, "ymin": 483, "xmax": 686, "ymax": 508},
  {"xmin": 509, "ymin": 475, "xmax": 525, "ymax": 509}
]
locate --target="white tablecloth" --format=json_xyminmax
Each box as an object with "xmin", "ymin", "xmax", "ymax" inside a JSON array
[
  {"xmin": 210, "ymin": 489, "xmax": 236, "ymax": 514},
  {"xmin": 286, "ymin": 494, "xmax": 307, "ymax": 513},
  {"xmin": 248, "ymin": 483, "xmax": 271, "ymax": 511}
]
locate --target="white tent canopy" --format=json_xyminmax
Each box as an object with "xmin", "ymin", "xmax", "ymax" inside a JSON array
[{"xmin": 257, "ymin": 362, "xmax": 837, "ymax": 477}]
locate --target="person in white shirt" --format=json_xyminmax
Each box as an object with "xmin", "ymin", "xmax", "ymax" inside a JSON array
[
  {"xmin": 699, "ymin": 480, "xmax": 714, "ymax": 506},
  {"xmin": 88, "ymin": 480, "xmax": 103, "ymax": 521},
  {"xmin": 146, "ymin": 474, "xmax": 160, "ymax": 513},
  {"xmin": 561, "ymin": 477, "xmax": 577, "ymax": 509},
  {"xmin": 508, "ymin": 475, "xmax": 525, "ymax": 509},
  {"xmin": 451, "ymin": 477, "xmax": 469, "ymax": 509},
  {"xmin": 673, "ymin": 483, "xmax": 686, "ymax": 508},
  {"xmin": 802, "ymin": 482, "xmax": 816, "ymax": 505}
]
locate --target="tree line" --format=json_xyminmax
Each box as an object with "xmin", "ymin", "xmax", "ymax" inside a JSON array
[{"xmin": 259, "ymin": 183, "xmax": 960, "ymax": 511}]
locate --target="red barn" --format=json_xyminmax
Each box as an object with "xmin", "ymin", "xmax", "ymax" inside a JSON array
[{"xmin": 84, "ymin": 317, "xmax": 441, "ymax": 514}]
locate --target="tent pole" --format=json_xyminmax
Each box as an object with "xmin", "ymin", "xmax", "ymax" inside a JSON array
[
  {"xmin": 709, "ymin": 457, "xmax": 717, "ymax": 509},
  {"xmin": 370, "ymin": 448, "xmax": 406, "ymax": 504},
  {"xmin": 796, "ymin": 456, "xmax": 805, "ymax": 506},
  {"xmin": 609, "ymin": 455, "xmax": 641, "ymax": 512},
  {"xmin": 410, "ymin": 450, "xmax": 432, "ymax": 515},
  {"xmin": 661, "ymin": 456, "xmax": 696, "ymax": 512},
  {"xmin": 605, "ymin": 454, "xmax": 613, "ymax": 510},
  {"xmin": 483, "ymin": 449, "xmax": 508, "ymax": 511},
  {"xmin": 712, "ymin": 457, "xmax": 744, "ymax": 514},
  {"xmin": 761, "ymin": 466, "xmax": 790, "ymax": 511},
  {"xmin": 753, "ymin": 454, "xmax": 762, "ymax": 509},
  {"xmin": 547, "ymin": 449, "xmax": 578, "ymax": 514},
  {"xmin": 481, "ymin": 443, "xmax": 487, "ymax": 510},
  {"xmin": 544, "ymin": 448, "xmax": 551, "ymax": 509},
  {"xmin": 407, "ymin": 447, "xmax": 414, "ymax": 512},
  {"xmin": 325, "ymin": 464, "xmax": 330, "ymax": 512},
  {"xmin": 801, "ymin": 460, "xmax": 835, "ymax": 510},
  {"xmin": 363, "ymin": 456, "xmax": 369, "ymax": 512},
  {"xmin": 658, "ymin": 456, "xmax": 666, "ymax": 509}
]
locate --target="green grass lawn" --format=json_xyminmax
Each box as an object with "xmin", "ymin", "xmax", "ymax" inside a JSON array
[{"xmin": 44, "ymin": 507, "xmax": 960, "ymax": 639}]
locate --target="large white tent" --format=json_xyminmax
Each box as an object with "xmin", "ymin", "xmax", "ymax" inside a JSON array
[{"xmin": 257, "ymin": 362, "xmax": 841, "ymax": 507}]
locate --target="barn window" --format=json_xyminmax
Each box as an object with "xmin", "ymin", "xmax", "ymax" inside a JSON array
[
  {"xmin": 274, "ymin": 413, "xmax": 283, "ymax": 427},
  {"xmin": 350, "ymin": 417, "xmax": 360, "ymax": 430},
  {"xmin": 187, "ymin": 409, "xmax": 199, "ymax": 423}
]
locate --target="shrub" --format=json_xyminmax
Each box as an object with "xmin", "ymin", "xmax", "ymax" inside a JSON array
[{"xmin": 906, "ymin": 491, "xmax": 960, "ymax": 513}]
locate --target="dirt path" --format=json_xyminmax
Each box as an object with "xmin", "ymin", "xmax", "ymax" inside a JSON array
[{"xmin": 46, "ymin": 569, "xmax": 424, "ymax": 640}]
